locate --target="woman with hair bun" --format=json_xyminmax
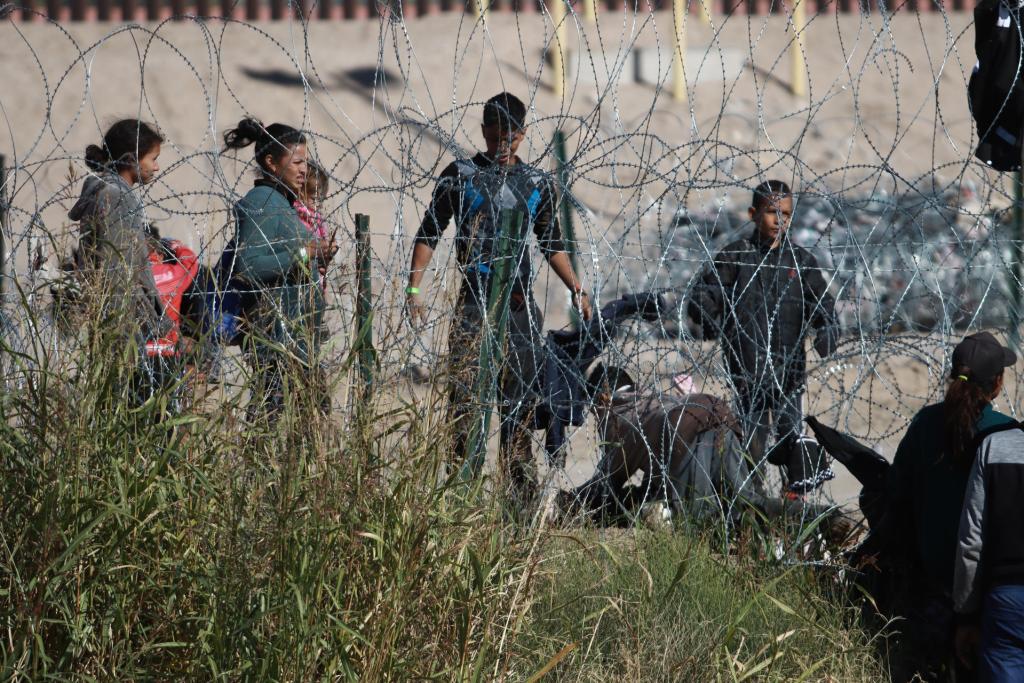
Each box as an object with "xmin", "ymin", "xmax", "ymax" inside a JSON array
[
  {"xmin": 68, "ymin": 118, "xmax": 166, "ymax": 336},
  {"xmin": 223, "ymin": 117, "xmax": 336, "ymax": 417}
]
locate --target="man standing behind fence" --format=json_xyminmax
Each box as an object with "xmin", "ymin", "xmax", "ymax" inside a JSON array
[
  {"xmin": 688, "ymin": 180, "xmax": 838, "ymax": 493},
  {"xmin": 406, "ymin": 92, "xmax": 592, "ymax": 508}
]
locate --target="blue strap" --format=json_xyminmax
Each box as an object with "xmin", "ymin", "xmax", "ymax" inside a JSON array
[{"xmin": 526, "ymin": 188, "xmax": 542, "ymax": 218}]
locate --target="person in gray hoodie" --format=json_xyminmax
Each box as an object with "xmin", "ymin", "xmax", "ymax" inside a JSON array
[{"xmin": 68, "ymin": 119, "xmax": 166, "ymax": 337}]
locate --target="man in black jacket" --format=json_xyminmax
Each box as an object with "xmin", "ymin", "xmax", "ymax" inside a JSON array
[
  {"xmin": 406, "ymin": 93, "xmax": 591, "ymax": 506},
  {"xmin": 688, "ymin": 180, "xmax": 838, "ymax": 492}
]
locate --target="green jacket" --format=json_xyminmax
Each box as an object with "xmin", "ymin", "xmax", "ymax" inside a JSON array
[{"xmin": 233, "ymin": 181, "xmax": 324, "ymax": 363}]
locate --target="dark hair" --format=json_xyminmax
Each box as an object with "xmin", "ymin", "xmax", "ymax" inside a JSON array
[
  {"xmin": 944, "ymin": 366, "xmax": 1002, "ymax": 463},
  {"xmin": 483, "ymin": 92, "xmax": 527, "ymax": 131},
  {"xmin": 85, "ymin": 119, "xmax": 163, "ymax": 172},
  {"xmin": 586, "ymin": 363, "xmax": 637, "ymax": 397},
  {"xmin": 223, "ymin": 117, "xmax": 306, "ymax": 174},
  {"xmin": 751, "ymin": 179, "xmax": 792, "ymax": 211}
]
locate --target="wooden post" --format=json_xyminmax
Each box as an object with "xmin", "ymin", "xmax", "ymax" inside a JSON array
[
  {"xmin": 71, "ymin": 0, "xmax": 86, "ymax": 21},
  {"xmin": 245, "ymin": 0, "xmax": 259, "ymax": 20},
  {"xmin": 318, "ymin": 0, "xmax": 332, "ymax": 19},
  {"xmin": 790, "ymin": 0, "xmax": 807, "ymax": 97},
  {"xmin": 463, "ymin": 210, "xmax": 521, "ymax": 478},
  {"xmin": 45, "ymin": 0, "xmax": 61, "ymax": 20},
  {"xmin": 672, "ymin": 0, "xmax": 687, "ymax": 102},
  {"xmin": 354, "ymin": 213, "xmax": 376, "ymax": 399},
  {"xmin": 548, "ymin": 0, "xmax": 566, "ymax": 97},
  {"xmin": 271, "ymin": 0, "xmax": 284, "ymax": 19},
  {"xmin": 121, "ymin": 0, "xmax": 138, "ymax": 21},
  {"xmin": 581, "ymin": 0, "xmax": 595, "ymax": 20},
  {"xmin": 221, "ymin": 0, "xmax": 236, "ymax": 18},
  {"xmin": 147, "ymin": 0, "xmax": 161, "ymax": 21}
]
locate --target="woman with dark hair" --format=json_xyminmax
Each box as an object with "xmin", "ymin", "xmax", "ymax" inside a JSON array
[
  {"xmin": 223, "ymin": 118, "xmax": 336, "ymax": 417},
  {"xmin": 953, "ymin": 334, "xmax": 1024, "ymax": 681},
  {"xmin": 68, "ymin": 119, "xmax": 166, "ymax": 336},
  {"xmin": 885, "ymin": 331, "xmax": 1017, "ymax": 682}
]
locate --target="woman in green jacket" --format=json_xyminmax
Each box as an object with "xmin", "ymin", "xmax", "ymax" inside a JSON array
[{"xmin": 223, "ymin": 118, "xmax": 336, "ymax": 418}]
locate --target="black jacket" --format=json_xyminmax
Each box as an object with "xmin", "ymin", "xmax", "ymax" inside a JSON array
[
  {"xmin": 688, "ymin": 231, "xmax": 837, "ymax": 394},
  {"xmin": 969, "ymin": 0, "xmax": 1024, "ymax": 171}
]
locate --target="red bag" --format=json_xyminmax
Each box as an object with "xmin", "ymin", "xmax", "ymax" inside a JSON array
[{"xmin": 146, "ymin": 239, "xmax": 199, "ymax": 358}]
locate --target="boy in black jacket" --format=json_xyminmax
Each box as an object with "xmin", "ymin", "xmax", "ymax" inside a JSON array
[{"xmin": 688, "ymin": 180, "xmax": 838, "ymax": 492}]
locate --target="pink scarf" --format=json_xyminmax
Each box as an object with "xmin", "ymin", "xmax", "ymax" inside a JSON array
[{"xmin": 294, "ymin": 200, "xmax": 327, "ymax": 240}]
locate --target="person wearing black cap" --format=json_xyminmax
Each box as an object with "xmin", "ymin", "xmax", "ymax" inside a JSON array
[
  {"xmin": 953, "ymin": 337, "xmax": 1024, "ymax": 681},
  {"xmin": 405, "ymin": 92, "xmax": 591, "ymax": 507},
  {"xmin": 884, "ymin": 331, "xmax": 1017, "ymax": 682}
]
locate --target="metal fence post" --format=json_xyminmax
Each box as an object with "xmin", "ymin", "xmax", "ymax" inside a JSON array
[
  {"xmin": 552, "ymin": 129, "xmax": 580, "ymax": 327},
  {"xmin": 462, "ymin": 209, "xmax": 522, "ymax": 478},
  {"xmin": 1012, "ymin": 171, "xmax": 1023, "ymax": 350},
  {"xmin": 354, "ymin": 213, "xmax": 376, "ymax": 401},
  {"xmin": 0, "ymin": 154, "xmax": 7, "ymax": 303}
]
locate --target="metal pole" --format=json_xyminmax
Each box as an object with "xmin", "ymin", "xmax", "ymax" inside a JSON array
[
  {"xmin": 1012, "ymin": 171, "xmax": 1023, "ymax": 350},
  {"xmin": 553, "ymin": 130, "xmax": 580, "ymax": 327},
  {"xmin": 354, "ymin": 213, "xmax": 376, "ymax": 400},
  {"xmin": 463, "ymin": 209, "xmax": 522, "ymax": 478},
  {"xmin": 672, "ymin": 0, "xmax": 687, "ymax": 102},
  {"xmin": 549, "ymin": 0, "xmax": 566, "ymax": 97},
  {"xmin": 0, "ymin": 155, "xmax": 7, "ymax": 303},
  {"xmin": 790, "ymin": 0, "xmax": 807, "ymax": 97},
  {"xmin": 471, "ymin": 0, "xmax": 486, "ymax": 22}
]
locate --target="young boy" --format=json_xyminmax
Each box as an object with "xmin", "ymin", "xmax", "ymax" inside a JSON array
[
  {"xmin": 688, "ymin": 180, "xmax": 838, "ymax": 491},
  {"xmin": 406, "ymin": 92, "xmax": 591, "ymax": 506}
]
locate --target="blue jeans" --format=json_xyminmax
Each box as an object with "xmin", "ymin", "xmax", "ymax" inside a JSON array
[{"xmin": 980, "ymin": 585, "xmax": 1024, "ymax": 683}]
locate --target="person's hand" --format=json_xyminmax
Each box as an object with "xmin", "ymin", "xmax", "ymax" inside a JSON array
[
  {"xmin": 406, "ymin": 289, "xmax": 427, "ymax": 327},
  {"xmin": 309, "ymin": 238, "xmax": 338, "ymax": 265},
  {"xmin": 955, "ymin": 623, "xmax": 980, "ymax": 669},
  {"xmin": 572, "ymin": 289, "xmax": 592, "ymax": 321}
]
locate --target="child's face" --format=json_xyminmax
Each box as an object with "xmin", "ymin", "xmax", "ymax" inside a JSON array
[
  {"xmin": 304, "ymin": 174, "xmax": 323, "ymax": 203},
  {"xmin": 481, "ymin": 123, "xmax": 525, "ymax": 165},
  {"xmin": 749, "ymin": 194, "xmax": 793, "ymax": 247}
]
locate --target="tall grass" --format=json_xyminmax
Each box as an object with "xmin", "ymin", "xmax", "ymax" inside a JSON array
[{"xmin": 0, "ymin": 298, "xmax": 885, "ymax": 680}]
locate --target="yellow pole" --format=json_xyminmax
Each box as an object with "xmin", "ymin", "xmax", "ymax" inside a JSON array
[
  {"xmin": 582, "ymin": 0, "xmax": 595, "ymax": 21},
  {"xmin": 472, "ymin": 0, "xmax": 486, "ymax": 23},
  {"xmin": 672, "ymin": 0, "xmax": 687, "ymax": 102},
  {"xmin": 698, "ymin": 0, "xmax": 710, "ymax": 25},
  {"xmin": 550, "ymin": 0, "xmax": 566, "ymax": 96},
  {"xmin": 790, "ymin": 0, "xmax": 807, "ymax": 97}
]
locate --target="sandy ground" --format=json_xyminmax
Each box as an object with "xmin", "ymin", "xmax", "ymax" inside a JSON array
[{"xmin": 2, "ymin": 11, "xmax": 1021, "ymax": 510}]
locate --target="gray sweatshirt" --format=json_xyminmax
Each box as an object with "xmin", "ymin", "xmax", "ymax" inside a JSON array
[
  {"xmin": 953, "ymin": 422, "xmax": 1024, "ymax": 616},
  {"xmin": 68, "ymin": 172, "xmax": 163, "ymax": 332}
]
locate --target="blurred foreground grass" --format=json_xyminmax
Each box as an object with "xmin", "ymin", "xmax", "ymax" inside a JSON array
[{"xmin": 0, "ymin": 316, "xmax": 884, "ymax": 680}]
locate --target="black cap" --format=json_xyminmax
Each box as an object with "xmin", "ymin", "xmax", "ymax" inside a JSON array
[
  {"xmin": 482, "ymin": 92, "xmax": 527, "ymax": 132},
  {"xmin": 951, "ymin": 331, "xmax": 1017, "ymax": 384}
]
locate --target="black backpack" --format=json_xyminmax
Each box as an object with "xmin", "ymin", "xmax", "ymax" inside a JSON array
[{"xmin": 969, "ymin": 0, "xmax": 1024, "ymax": 171}]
